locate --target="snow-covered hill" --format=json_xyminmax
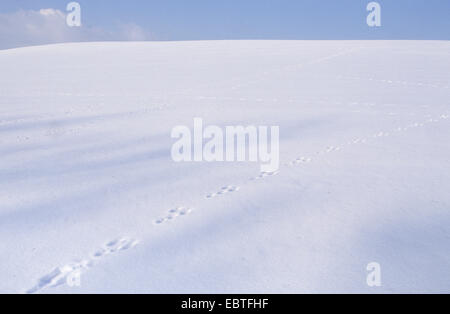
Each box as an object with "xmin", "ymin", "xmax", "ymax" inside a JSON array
[{"xmin": 0, "ymin": 40, "xmax": 449, "ymax": 293}]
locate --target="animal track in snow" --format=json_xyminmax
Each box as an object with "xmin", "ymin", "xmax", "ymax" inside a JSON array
[
  {"xmin": 348, "ymin": 138, "xmax": 367, "ymax": 145},
  {"xmin": 314, "ymin": 145, "xmax": 342, "ymax": 156},
  {"xmin": 325, "ymin": 146, "xmax": 341, "ymax": 153},
  {"xmin": 26, "ymin": 260, "xmax": 93, "ymax": 294},
  {"xmin": 373, "ymin": 132, "xmax": 389, "ymax": 138},
  {"xmin": 93, "ymin": 238, "xmax": 139, "ymax": 258},
  {"xmin": 206, "ymin": 186, "xmax": 240, "ymax": 199},
  {"xmin": 154, "ymin": 207, "xmax": 194, "ymax": 225},
  {"xmin": 30, "ymin": 111, "xmax": 444, "ymax": 293},
  {"xmin": 337, "ymin": 76, "xmax": 450, "ymax": 90},
  {"xmin": 26, "ymin": 237, "xmax": 139, "ymax": 294},
  {"xmin": 287, "ymin": 113, "xmax": 449, "ymax": 169},
  {"xmin": 288, "ymin": 157, "xmax": 313, "ymax": 167},
  {"xmin": 250, "ymin": 171, "xmax": 280, "ymax": 181}
]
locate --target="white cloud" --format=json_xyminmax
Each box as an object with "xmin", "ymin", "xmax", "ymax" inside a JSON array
[
  {"xmin": 38, "ymin": 8, "xmax": 65, "ymax": 17},
  {"xmin": 0, "ymin": 9, "xmax": 151, "ymax": 50}
]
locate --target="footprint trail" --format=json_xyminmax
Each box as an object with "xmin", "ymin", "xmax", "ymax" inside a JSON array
[{"xmin": 26, "ymin": 237, "xmax": 139, "ymax": 294}]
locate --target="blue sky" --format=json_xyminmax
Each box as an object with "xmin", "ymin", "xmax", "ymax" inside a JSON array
[{"xmin": 0, "ymin": 0, "xmax": 449, "ymax": 49}]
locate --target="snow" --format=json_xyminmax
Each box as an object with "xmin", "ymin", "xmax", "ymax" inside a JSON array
[{"xmin": 0, "ymin": 40, "xmax": 449, "ymax": 294}]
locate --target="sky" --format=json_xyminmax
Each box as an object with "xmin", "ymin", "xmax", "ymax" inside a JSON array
[{"xmin": 0, "ymin": 0, "xmax": 449, "ymax": 49}]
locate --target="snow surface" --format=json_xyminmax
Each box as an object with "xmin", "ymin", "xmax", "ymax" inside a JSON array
[{"xmin": 0, "ymin": 40, "xmax": 449, "ymax": 294}]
